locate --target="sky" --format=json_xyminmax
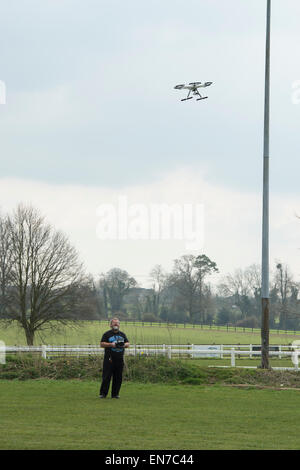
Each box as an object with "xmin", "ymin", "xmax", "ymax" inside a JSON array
[{"xmin": 0, "ymin": 0, "xmax": 300, "ymax": 288}]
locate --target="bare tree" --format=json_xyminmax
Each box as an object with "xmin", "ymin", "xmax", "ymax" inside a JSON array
[
  {"xmin": 0, "ymin": 213, "xmax": 14, "ymax": 317},
  {"xmin": 274, "ymin": 262, "xmax": 300, "ymax": 330},
  {"xmin": 70, "ymin": 274, "xmax": 105, "ymax": 320},
  {"xmin": 168, "ymin": 254, "xmax": 218, "ymax": 322},
  {"xmin": 218, "ymin": 266, "xmax": 259, "ymax": 318},
  {"xmin": 168, "ymin": 255, "xmax": 198, "ymax": 322},
  {"xmin": 219, "ymin": 268, "xmax": 251, "ymax": 298},
  {"xmin": 99, "ymin": 268, "xmax": 137, "ymax": 314},
  {"xmin": 2, "ymin": 204, "xmax": 86, "ymax": 345},
  {"xmin": 131, "ymin": 290, "xmax": 149, "ymax": 320},
  {"xmin": 148, "ymin": 264, "xmax": 167, "ymax": 317}
]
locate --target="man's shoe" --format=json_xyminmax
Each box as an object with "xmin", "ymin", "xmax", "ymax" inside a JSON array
[
  {"xmin": 111, "ymin": 396, "xmax": 120, "ymax": 399},
  {"xmin": 99, "ymin": 395, "xmax": 106, "ymax": 398}
]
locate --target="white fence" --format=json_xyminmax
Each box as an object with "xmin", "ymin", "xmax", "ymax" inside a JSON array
[{"xmin": 3, "ymin": 344, "xmax": 300, "ymax": 370}]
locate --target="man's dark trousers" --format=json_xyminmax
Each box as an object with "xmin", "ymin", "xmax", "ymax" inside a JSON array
[{"xmin": 100, "ymin": 357, "xmax": 124, "ymax": 397}]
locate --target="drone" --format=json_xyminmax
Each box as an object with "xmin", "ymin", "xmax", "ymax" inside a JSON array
[{"xmin": 174, "ymin": 81, "xmax": 213, "ymax": 101}]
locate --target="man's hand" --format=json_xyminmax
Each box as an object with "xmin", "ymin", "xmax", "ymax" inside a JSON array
[{"xmin": 100, "ymin": 341, "xmax": 116, "ymax": 348}]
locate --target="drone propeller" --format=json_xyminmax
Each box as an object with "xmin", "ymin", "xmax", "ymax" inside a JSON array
[
  {"xmin": 174, "ymin": 84, "xmax": 185, "ymax": 89},
  {"xmin": 189, "ymin": 82, "xmax": 202, "ymax": 85}
]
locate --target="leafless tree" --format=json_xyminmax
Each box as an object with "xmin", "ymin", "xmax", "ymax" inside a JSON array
[
  {"xmin": 131, "ymin": 290, "xmax": 148, "ymax": 320},
  {"xmin": 219, "ymin": 269, "xmax": 251, "ymax": 299},
  {"xmin": 218, "ymin": 265, "xmax": 261, "ymax": 318},
  {"xmin": 168, "ymin": 254, "xmax": 218, "ymax": 322},
  {"xmin": 168, "ymin": 255, "xmax": 199, "ymax": 321},
  {"xmin": 99, "ymin": 268, "xmax": 137, "ymax": 314},
  {"xmin": 148, "ymin": 264, "xmax": 167, "ymax": 317},
  {"xmin": 274, "ymin": 262, "xmax": 300, "ymax": 329},
  {"xmin": 0, "ymin": 213, "xmax": 14, "ymax": 317},
  {"xmin": 2, "ymin": 204, "xmax": 87, "ymax": 345}
]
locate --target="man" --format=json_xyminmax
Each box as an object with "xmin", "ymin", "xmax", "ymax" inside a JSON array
[{"xmin": 99, "ymin": 318, "xmax": 130, "ymax": 399}]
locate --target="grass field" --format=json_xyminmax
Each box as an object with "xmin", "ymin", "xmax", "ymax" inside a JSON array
[
  {"xmin": 1, "ymin": 320, "xmax": 299, "ymax": 346},
  {"xmin": 1, "ymin": 379, "xmax": 300, "ymax": 450}
]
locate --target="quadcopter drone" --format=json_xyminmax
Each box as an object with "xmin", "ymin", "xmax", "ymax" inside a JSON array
[{"xmin": 174, "ymin": 81, "xmax": 213, "ymax": 101}]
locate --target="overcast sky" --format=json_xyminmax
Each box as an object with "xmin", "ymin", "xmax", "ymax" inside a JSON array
[{"xmin": 1, "ymin": 0, "xmax": 300, "ymax": 287}]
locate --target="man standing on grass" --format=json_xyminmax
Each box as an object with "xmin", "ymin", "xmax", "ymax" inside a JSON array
[{"xmin": 99, "ymin": 318, "xmax": 130, "ymax": 399}]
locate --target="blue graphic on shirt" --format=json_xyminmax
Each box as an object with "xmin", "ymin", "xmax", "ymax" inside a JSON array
[{"xmin": 109, "ymin": 334, "xmax": 125, "ymax": 353}]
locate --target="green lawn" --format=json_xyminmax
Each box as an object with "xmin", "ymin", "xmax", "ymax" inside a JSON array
[
  {"xmin": 0, "ymin": 380, "xmax": 300, "ymax": 450},
  {"xmin": 1, "ymin": 320, "xmax": 299, "ymax": 346}
]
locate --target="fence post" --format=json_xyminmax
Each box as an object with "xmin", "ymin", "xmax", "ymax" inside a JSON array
[
  {"xmin": 250, "ymin": 344, "xmax": 252, "ymax": 359},
  {"xmin": 279, "ymin": 345, "xmax": 282, "ymax": 360},
  {"xmin": 167, "ymin": 345, "xmax": 172, "ymax": 359},
  {"xmin": 231, "ymin": 348, "xmax": 235, "ymax": 367},
  {"xmin": 41, "ymin": 345, "xmax": 47, "ymax": 359},
  {"xmin": 292, "ymin": 344, "xmax": 299, "ymax": 371},
  {"xmin": 163, "ymin": 344, "xmax": 166, "ymax": 357},
  {"xmin": 220, "ymin": 345, "xmax": 223, "ymax": 359}
]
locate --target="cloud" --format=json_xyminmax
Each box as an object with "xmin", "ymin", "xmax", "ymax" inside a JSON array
[
  {"xmin": 0, "ymin": 167, "xmax": 299, "ymax": 286},
  {"xmin": 1, "ymin": 0, "xmax": 300, "ymax": 287},
  {"xmin": 1, "ymin": 0, "xmax": 300, "ymax": 191}
]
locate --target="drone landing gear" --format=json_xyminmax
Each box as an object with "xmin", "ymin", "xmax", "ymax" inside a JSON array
[
  {"xmin": 196, "ymin": 96, "xmax": 208, "ymax": 101},
  {"xmin": 181, "ymin": 97, "xmax": 193, "ymax": 101}
]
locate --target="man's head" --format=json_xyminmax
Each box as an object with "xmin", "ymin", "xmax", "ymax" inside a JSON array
[{"xmin": 110, "ymin": 318, "xmax": 120, "ymax": 332}]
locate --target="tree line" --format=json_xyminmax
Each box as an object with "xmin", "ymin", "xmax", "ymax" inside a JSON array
[{"xmin": 1, "ymin": 204, "xmax": 300, "ymax": 345}]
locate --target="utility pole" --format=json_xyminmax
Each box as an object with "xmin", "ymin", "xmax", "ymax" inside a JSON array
[{"xmin": 261, "ymin": 0, "xmax": 271, "ymax": 369}]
